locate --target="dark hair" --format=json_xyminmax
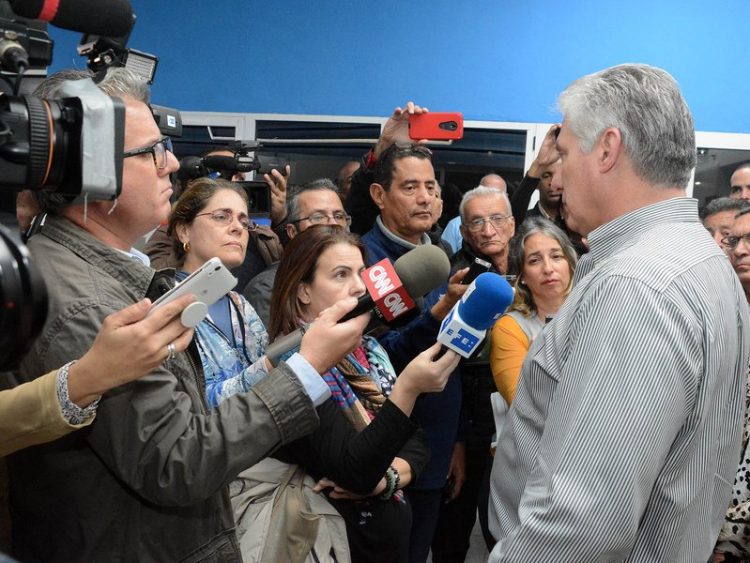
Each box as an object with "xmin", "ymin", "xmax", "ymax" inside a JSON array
[
  {"xmin": 700, "ymin": 197, "xmax": 749, "ymax": 221},
  {"xmin": 268, "ymin": 224, "xmax": 365, "ymax": 340},
  {"xmin": 509, "ymin": 217, "xmax": 577, "ymax": 317},
  {"xmin": 167, "ymin": 176, "xmax": 248, "ymax": 263},
  {"xmin": 372, "ymin": 144, "xmax": 433, "ymax": 191}
]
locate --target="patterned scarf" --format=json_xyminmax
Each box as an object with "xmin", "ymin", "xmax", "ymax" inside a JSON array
[{"xmin": 323, "ymin": 336, "xmax": 398, "ymax": 433}]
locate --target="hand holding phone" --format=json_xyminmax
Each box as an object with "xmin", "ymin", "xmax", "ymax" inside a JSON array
[
  {"xmin": 461, "ymin": 258, "xmax": 492, "ymax": 285},
  {"xmin": 408, "ymin": 112, "xmax": 464, "ymax": 141},
  {"xmin": 149, "ymin": 257, "xmax": 237, "ymax": 327}
]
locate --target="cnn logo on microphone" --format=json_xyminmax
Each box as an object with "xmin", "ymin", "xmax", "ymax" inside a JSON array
[{"xmin": 363, "ymin": 259, "xmax": 416, "ymax": 322}]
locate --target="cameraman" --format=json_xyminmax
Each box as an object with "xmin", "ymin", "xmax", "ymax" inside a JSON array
[
  {"xmin": 7, "ymin": 67, "xmax": 367, "ymax": 563},
  {"xmin": 1, "ymin": 295, "xmax": 194, "ymax": 457}
]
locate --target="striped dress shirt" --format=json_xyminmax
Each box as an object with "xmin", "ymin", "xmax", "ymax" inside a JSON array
[{"xmin": 488, "ymin": 197, "xmax": 750, "ymax": 562}]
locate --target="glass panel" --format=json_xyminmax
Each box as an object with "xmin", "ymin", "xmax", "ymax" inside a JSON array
[
  {"xmin": 171, "ymin": 124, "xmax": 238, "ymax": 158},
  {"xmin": 694, "ymin": 148, "xmax": 750, "ymax": 208},
  {"xmin": 253, "ymin": 120, "xmax": 528, "ymax": 193}
]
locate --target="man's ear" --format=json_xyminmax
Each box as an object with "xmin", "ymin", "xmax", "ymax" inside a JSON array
[
  {"xmin": 508, "ymin": 217, "xmax": 516, "ymax": 238},
  {"xmin": 286, "ymin": 222, "xmax": 298, "ymax": 240},
  {"xmin": 370, "ymin": 183, "xmax": 386, "ymax": 209},
  {"xmin": 598, "ymin": 127, "xmax": 623, "ymax": 174}
]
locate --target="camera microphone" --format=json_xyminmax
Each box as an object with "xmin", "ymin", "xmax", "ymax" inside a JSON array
[{"xmin": 9, "ymin": 0, "xmax": 134, "ymax": 37}]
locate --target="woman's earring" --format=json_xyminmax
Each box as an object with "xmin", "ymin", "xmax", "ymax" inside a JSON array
[{"xmin": 183, "ymin": 241, "xmax": 190, "ymax": 253}]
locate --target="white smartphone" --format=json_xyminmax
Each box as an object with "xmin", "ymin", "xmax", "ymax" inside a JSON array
[{"xmin": 149, "ymin": 257, "xmax": 237, "ymax": 326}]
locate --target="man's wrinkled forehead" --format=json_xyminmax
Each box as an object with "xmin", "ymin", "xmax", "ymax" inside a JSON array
[
  {"xmin": 298, "ymin": 189, "xmax": 343, "ymax": 214},
  {"xmin": 465, "ymin": 193, "xmax": 510, "ymax": 218},
  {"xmin": 392, "ymin": 156, "xmax": 436, "ymax": 182}
]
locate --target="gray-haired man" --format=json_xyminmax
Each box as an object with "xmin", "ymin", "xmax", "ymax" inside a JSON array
[
  {"xmin": 8, "ymin": 69, "xmax": 368, "ymax": 562},
  {"xmin": 489, "ymin": 64, "xmax": 749, "ymax": 561}
]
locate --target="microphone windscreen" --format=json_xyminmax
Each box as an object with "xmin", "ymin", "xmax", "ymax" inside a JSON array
[
  {"xmin": 393, "ymin": 245, "xmax": 450, "ymax": 298},
  {"xmin": 11, "ymin": 0, "xmax": 134, "ymax": 37},
  {"xmin": 177, "ymin": 156, "xmax": 204, "ymax": 181},
  {"xmin": 202, "ymin": 155, "xmax": 237, "ymax": 171},
  {"xmin": 459, "ymin": 272, "xmax": 514, "ymax": 330}
]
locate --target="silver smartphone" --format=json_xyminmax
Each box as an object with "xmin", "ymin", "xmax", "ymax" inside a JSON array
[{"xmin": 149, "ymin": 257, "xmax": 237, "ymax": 323}]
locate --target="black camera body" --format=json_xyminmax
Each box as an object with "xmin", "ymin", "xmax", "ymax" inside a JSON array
[{"xmin": 234, "ymin": 181, "xmax": 272, "ymax": 217}]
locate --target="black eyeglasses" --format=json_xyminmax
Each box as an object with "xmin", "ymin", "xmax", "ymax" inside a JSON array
[
  {"xmin": 123, "ymin": 136, "xmax": 173, "ymax": 169},
  {"xmin": 291, "ymin": 212, "xmax": 352, "ymax": 227},
  {"xmin": 195, "ymin": 208, "xmax": 258, "ymax": 231},
  {"xmin": 722, "ymin": 232, "xmax": 750, "ymax": 250},
  {"xmin": 463, "ymin": 214, "xmax": 511, "ymax": 233}
]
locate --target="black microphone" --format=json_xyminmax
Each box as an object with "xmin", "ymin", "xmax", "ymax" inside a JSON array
[
  {"xmin": 265, "ymin": 244, "xmax": 451, "ymax": 366},
  {"xmin": 9, "ymin": 0, "xmax": 135, "ymax": 38}
]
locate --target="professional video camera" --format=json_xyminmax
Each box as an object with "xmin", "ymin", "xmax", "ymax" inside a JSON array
[
  {"xmin": 0, "ymin": 0, "xmax": 158, "ymax": 370},
  {"xmin": 177, "ymin": 141, "xmax": 288, "ymax": 217}
]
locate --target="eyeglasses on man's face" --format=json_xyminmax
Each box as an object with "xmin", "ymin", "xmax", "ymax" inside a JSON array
[
  {"xmin": 123, "ymin": 136, "xmax": 173, "ymax": 169},
  {"xmin": 722, "ymin": 232, "xmax": 750, "ymax": 250},
  {"xmin": 195, "ymin": 208, "xmax": 258, "ymax": 231},
  {"xmin": 464, "ymin": 214, "xmax": 511, "ymax": 233},
  {"xmin": 292, "ymin": 211, "xmax": 352, "ymax": 227}
]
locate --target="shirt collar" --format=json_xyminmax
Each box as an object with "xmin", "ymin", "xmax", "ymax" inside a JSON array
[
  {"xmin": 115, "ymin": 246, "xmax": 151, "ymax": 267},
  {"xmin": 586, "ymin": 197, "xmax": 699, "ymax": 265},
  {"xmin": 375, "ymin": 215, "xmax": 431, "ymax": 249}
]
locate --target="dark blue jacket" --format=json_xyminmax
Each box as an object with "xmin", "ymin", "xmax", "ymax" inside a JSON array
[{"xmin": 362, "ymin": 220, "xmax": 462, "ymax": 490}]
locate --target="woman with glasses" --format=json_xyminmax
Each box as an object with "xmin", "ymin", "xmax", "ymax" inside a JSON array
[
  {"xmin": 490, "ymin": 217, "xmax": 577, "ymax": 404},
  {"xmin": 167, "ymin": 177, "xmax": 272, "ymax": 404}
]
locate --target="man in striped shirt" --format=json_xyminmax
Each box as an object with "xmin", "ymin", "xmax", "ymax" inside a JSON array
[{"xmin": 488, "ymin": 64, "xmax": 750, "ymax": 562}]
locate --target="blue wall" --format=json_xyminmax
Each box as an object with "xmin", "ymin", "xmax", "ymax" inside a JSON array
[{"xmin": 49, "ymin": 0, "xmax": 749, "ymax": 133}]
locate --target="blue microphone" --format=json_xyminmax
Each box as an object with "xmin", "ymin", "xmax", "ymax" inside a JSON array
[{"xmin": 437, "ymin": 272, "xmax": 514, "ymax": 358}]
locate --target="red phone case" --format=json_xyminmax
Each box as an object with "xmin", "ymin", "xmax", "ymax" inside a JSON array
[{"xmin": 408, "ymin": 112, "xmax": 464, "ymax": 140}]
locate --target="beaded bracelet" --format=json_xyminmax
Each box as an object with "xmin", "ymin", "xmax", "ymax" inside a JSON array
[{"xmin": 380, "ymin": 465, "xmax": 401, "ymax": 501}]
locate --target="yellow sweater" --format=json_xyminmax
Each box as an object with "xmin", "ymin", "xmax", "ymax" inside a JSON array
[
  {"xmin": 0, "ymin": 371, "xmax": 93, "ymax": 457},
  {"xmin": 490, "ymin": 314, "xmax": 531, "ymax": 405}
]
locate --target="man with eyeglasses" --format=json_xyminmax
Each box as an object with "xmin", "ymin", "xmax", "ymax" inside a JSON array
[
  {"xmin": 8, "ymin": 68, "xmax": 370, "ymax": 563},
  {"xmin": 714, "ymin": 207, "xmax": 750, "ymax": 562},
  {"xmin": 454, "ymin": 186, "xmax": 515, "ymax": 275},
  {"xmin": 440, "ymin": 173, "xmax": 508, "ymax": 255},
  {"xmin": 244, "ymin": 177, "xmax": 351, "ymax": 326},
  {"xmin": 430, "ymin": 184, "xmax": 515, "ymax": 563},
  {"xmin": 713, "ymin": 207, "xmax": 750, "ymax": 561},
  {"xmin": 700, "ymin": 197, "xmax": 749, "ymax": 254}
]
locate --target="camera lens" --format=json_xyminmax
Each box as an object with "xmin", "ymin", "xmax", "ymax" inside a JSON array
[
  {"xmin": 0, "ymin": 95, "xmax": 79, "ymax": 192},
  {"xmin": 0, "ymin": 217, "xmax": 47, "ymax": 371}
]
